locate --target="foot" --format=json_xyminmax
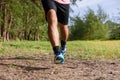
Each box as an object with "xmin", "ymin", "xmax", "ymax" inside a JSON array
[
  {"xmin": 61, "ymin": 48, "xmax": 66, "ymax": 55},
  {"xmin": 54, "ymin": 53, "xmax": 64, "ymax": 64}
]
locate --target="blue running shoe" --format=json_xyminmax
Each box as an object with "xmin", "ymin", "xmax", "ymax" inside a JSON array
[
  {"xmin": 54, "ymin": 53, "xmax": 64, "ymax": 64},
  {"xmin": 61, "ymin": 48, "xmax": 66, "ymax": 55}
]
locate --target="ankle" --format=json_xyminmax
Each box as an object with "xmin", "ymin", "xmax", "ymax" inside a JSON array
[{"xmin": 61, "ymin": 40, "xmax": 66, "ymax": 50}]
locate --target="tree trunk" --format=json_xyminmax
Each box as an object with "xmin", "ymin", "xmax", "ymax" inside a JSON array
[
  {"xmin": 6, "ymin": 32, "xmax": 9, "ymax": 41},
  {"xmin": 28, "ymin": 30, "xmax": 31, "ymax": 40},
  {"xmin": 34, "ymin": 32, "xmax": 39, "ymax": 41},
  {"xmin": 24, "ymin": 31, "xmax": 27, "ymax": 40},
  {"xmin": 0, "ymin": 2, "xmax": 3, "ymax": 37},
  {"xmin": 2, "ymin": 4, "xmax": 7, "ymax": 42},
  {"xmin": 7, "ymin": 15, "xmax": 13, "ymax": 40},
  {"xmin": 0, "ymin": 2, "xmax": 2, "ymax": 37}
]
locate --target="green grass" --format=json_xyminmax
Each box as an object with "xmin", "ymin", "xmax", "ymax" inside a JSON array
[
  {"xmin": 0, "ymin": 40, "xmax": 120, "ymax": 59},
  {"xmin": 67, "ymin": 40, "xmax": 120, "ymax": 59},
  {"xmin": 0, "ymin": 41, "xmax": 51, "ymax": 58}
]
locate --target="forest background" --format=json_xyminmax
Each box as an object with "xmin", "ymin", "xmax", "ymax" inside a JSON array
[{"xmin": 0, "ymin": 0, "xmax": 120, "ymax": 41}]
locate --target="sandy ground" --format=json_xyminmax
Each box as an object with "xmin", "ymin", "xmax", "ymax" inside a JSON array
[{"xmin": 0, "ymin": 54, "xmax": 120, "ymax": 80}]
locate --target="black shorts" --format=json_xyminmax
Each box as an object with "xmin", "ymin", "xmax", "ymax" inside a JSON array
[{"xmin": 41, "ymin": 0, "xmax": 70, "ymax": 25}]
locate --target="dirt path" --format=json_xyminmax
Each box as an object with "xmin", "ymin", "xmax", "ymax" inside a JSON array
[{"xmin": 0, "ymin": 55, "xmax": 120, "ymax": 80}]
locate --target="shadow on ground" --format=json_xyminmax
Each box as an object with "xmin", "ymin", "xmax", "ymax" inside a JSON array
[{"xmin": 0, "ymin": 56, "xmax": 120, "ymax": 80}]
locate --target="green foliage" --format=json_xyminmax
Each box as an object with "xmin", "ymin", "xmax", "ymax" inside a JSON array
[
  {"xmin": 0, "ymin": 11, "xmax": 2, "ymax": 25},
  {"xmin": 84, "ymin": 8, "xmax": 108, "ymax": 40},
  {"xmin": 108, "ymin": 9, "xmax": 120, "ymax": 40},
  {"xmin": 69, "ymin": 7, "xmax": 108, "ymax": 40},
  {"xmin": 0, "ymin": 0, "xmax": 79, "ymax": 41},
  {"xmin": 109, "ymin": 27, "xmax": 120, "ymax": 40},
  {"xmin": 0, "ymin": 0, "xmax": 47, "ymax": 41},
  {"xmin": 105, "ymin": 20, "xmax": 120, "ymax": 40},
  {"xmin": 69, "ymin": 17, "xmax": 86, "ymax": 40}
]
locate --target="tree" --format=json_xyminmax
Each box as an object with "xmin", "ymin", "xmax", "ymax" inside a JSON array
[
  {"xmin": 0, "ymin": 0, "xmax": 79, "ymax": 41},
  {"xmin": 105, "ymin": 8, "xmax": 120, "ymax": 40},
  {"xmin": 69, "ymin": 7, "xmax": 108, "ymax": 40},
  {"xmin": 0, "ymin": 0, "xmax": 47, "ymax": 41},
  {"xmin": 84, "ymin": 8, "xmax": 108, "ymax": 40},
  {"xmin": 69, "ymin": 16, "xmax": 86, "ymax": 40},
  {"xmin": 109, "ymin": 27, "xmax": 120, "ymax": 40},
  {"xmin": 96, "ymin": 5, "xmax": 108, "ymax": 23},
  {"xmin": 106, "ymin": 20, "xmax": 120, "ymax": 40}
]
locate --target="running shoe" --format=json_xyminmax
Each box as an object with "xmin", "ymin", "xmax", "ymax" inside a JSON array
[
  {"xmin": 61, "ymin": 48, "xmax": 66, "ymax": 55},
  {"xmin": 54, "ymin": 53, "xmax": 64, "ymax": 64}
]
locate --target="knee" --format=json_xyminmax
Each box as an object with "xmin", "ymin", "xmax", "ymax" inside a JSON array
[{"xmin": 47, "ymin": 9, "xmax": 57, "ymax": 26}]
